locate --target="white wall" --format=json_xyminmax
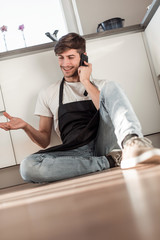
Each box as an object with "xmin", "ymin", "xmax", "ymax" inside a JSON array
[{"xmin": 74, "ymin": 0, "xmax": 152, "ymax": 34}]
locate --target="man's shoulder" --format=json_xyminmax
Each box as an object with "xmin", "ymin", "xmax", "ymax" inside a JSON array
[
  {"xmin": 46, "ymin": 80, "xmax": 61, "ymax": 92},
  {"xmin": 41, "ymin": 80, "xmax": 61, "ymax": 97}
]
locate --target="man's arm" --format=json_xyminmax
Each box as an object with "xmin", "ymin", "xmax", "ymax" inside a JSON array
[
  {"xmin": 78, "ymin": 62, "xmax": 100, "ymax": 110},
  {"xmin": 0, "ymin": 112, "xmax": 53, "ymax": 148}
]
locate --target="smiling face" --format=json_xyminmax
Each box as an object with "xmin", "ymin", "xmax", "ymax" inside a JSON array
[{"xmin": 58, "ymin": 49, "xmax": 81, "ymax": 82}]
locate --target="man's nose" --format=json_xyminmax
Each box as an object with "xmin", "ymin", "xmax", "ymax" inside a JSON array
[{"xmin": 63, "ymin": 58, "xmax": 70, "ymax": 66}]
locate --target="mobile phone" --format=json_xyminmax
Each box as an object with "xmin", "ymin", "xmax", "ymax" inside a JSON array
[
  {"xmin": 80, "ymin": 53, "xmax": 89, "ymax": 96},
  {"xmin": 80, "ymin": 53, "xmax": 88, "ymax": 66}
]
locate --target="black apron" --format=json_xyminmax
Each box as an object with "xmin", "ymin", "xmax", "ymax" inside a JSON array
[{"xmin": 36, "ymin": 78, "xmax": 99, "ymax": 154}]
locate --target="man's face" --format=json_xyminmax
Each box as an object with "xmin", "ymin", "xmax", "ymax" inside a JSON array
[{"xmin": 58, "ymin": 49, "xmax": 81, "ymax": 81}]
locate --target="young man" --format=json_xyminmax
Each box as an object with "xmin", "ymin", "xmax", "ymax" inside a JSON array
[{"xmin": 0, "ymin": 33, "xmax": 160, "ymax": 183}]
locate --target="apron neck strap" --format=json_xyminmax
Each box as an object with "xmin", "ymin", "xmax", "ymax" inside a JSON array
[{"xmin": 59, "ymin": 78, "xmax": 65, "ymax": 105}]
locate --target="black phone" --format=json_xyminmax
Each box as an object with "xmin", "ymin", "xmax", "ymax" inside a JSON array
[
  {"xmin": 80, "ymin": 53, "xmax": 88, "ymax": 66},
  {"xmin": 80, "ymin": 53, "xmax": 89, "ymax": 96}
]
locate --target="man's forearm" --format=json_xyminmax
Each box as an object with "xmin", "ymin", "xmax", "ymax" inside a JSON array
[
  {"xmin": 23, "ymin": 123, "xmax": 50, "ymax": 148},
  {"xmin": 0, "ymin": 113, "xmax": 52, "ymax": 149},
  {"xmin": 78, "ymin": 63, "xmax": 100, "ymax": 109},
  {"xmin": 83, "ymin": 81, "xmax": 100, "ymax": 109}
]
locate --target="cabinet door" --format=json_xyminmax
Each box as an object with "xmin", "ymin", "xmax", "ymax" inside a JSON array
[
  {"xmin": 0, "ymin": 87, "xmax": 5, "ymax": 113},
  {"xmin": 0, "ymin": 115, "xmax": 16, "ymax": 168},
  {"xmin": 0, "ymin": 51, "xmax": 62, "ymax": 165},
  {"xmin": 87, "ymin": 32, "xmax": 160, "ymax": 135},
  {"xmin": 145, "ymin": 6, "xmax": 160, "ymax": 77}
]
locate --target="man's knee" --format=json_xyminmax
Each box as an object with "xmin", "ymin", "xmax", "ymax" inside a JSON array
[
  {"xmin": 101, "ymin": 81, "xmax": 120, "ymax": 97},
  {"xmin": 20, "ymin": 155, "xmax": 36, "ymax": 182}
]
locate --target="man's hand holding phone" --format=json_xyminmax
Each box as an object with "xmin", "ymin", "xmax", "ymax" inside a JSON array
[{"xmin": 78, "ymin": 53, "xmax": 92, "ymax": 86}]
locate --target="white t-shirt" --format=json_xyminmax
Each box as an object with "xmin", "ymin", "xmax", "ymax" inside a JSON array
[{"xmin": 34, "ymin": 78, "xmax": 106, "ymax": 136}]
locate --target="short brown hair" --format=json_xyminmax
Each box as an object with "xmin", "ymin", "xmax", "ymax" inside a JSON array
[{"xmin": 54, "ymin": 32, "xmax": 86, "ymax": 55}]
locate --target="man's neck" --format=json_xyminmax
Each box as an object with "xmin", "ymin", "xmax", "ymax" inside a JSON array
[{"xmin": 64, "ymin": 76, "xmax": 80, "ymax": 83}]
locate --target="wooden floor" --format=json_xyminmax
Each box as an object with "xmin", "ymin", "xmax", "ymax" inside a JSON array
[{"xmin": 1, "ymin": 163, "xmax": 160, "ymax": 240}]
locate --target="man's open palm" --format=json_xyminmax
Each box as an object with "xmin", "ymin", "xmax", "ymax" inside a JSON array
[{"xmin": 0, "ymin": 112, "xmax": 26, "ymax": 131}]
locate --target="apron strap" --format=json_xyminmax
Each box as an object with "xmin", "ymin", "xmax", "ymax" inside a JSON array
[{"xmin": 59, "ymin": 78, "xmax": 65, "ymax": 106}]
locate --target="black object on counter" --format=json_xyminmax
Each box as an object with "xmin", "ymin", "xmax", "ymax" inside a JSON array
[{"xmin": 97, "ymin": 18, "xmax": 125, "ymax": 32}]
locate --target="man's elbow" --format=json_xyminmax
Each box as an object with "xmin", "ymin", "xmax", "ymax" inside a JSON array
[
  {"xmin": 41, "ymin": 141, "xmax": 50, "ymax": 149},
  {"xmin": 36, "ymin": 138, "xmax": 50, "ymax": 149},
  {"xmin": 39, "ymin": 132, "xmax": 51, "ymax": 149}
]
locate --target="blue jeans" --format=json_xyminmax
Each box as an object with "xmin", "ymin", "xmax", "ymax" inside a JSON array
[{"xmin": 20, "ymin": 81, "xmax": 143, "ymax": 183}]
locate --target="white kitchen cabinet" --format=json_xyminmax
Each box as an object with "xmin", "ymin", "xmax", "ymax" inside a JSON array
[
  {"xmin": 145, "ymin": 6, "xmax": 160, "ymax": 77},
  {"xmin": 86, "ymin": 32, "xmax": 160, "ymax": 135},
  {"xmin": 0, "ymin": 116, "xmax": 16, "ymax": 168},
  {"xmin": 0, "ymin": 50, "xmax": 62, "ymax": 165},
  {"xmin": 0, "ymin": 86, "xmax": 5, "ymax": 113},
  {"xmin": 0, "ymin": 87, "xmax": 16, "ymax": 168}
]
